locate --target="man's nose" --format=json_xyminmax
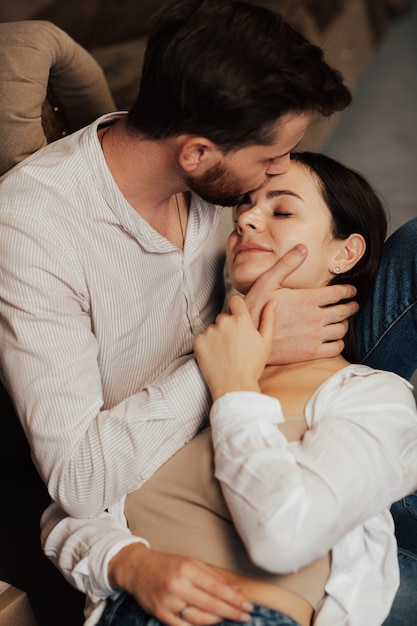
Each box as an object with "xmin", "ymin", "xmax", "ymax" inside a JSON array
[{"xmin": 266, "ymin": 153, "xmax": 291, "ymax": 176}]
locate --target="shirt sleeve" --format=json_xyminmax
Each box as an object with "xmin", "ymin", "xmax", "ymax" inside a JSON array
[
  {"xmin": 41, "ymin": 501, "xmax": 147, "ymax": 603},
  {"xmin": 210, "ymin": 371, "xmax": 417, "ymax": 573},
  {"xmin": 0, "ymin": 209, "xmax": 210, "ymax": 518}
]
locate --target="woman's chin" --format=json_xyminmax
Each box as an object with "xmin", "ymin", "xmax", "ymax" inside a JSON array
[{"xmin": 230, "ymin": 269, "xmax": 266, "ymax": 295}]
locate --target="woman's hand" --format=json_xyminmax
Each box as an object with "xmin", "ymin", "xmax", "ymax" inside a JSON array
[
  {"xmin": 108, "ymin": 543, "xmax": 253, "ymax": 626},
  {"xmin": 194, "ymin": 295, "xmax": 275, "ymax": 401}
]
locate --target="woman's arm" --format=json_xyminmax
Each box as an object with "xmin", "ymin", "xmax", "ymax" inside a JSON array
[
  {"xmin": 194, "ymin": 297, "xmax": 417, "ymax": 572},
  {"xmin": 209, "ymin": 372, "xmax": 417, "ymax": 573}
]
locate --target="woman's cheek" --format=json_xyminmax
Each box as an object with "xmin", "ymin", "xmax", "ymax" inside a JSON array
[{"xmin": 281, "ymin": 267, "xmax": 305, "ymax": 289}]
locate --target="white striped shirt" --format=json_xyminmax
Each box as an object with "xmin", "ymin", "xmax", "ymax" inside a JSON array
[{"xmin": 0, "ymin": 113, "xmax": 230, "ymax": 517}]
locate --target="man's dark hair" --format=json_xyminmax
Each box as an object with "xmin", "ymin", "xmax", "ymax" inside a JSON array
[{"xmin": 127, "ymin": 0, "xmax": 351, "ymax": 151}]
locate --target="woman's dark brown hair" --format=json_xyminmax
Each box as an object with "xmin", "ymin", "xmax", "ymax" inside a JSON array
[{"xmin": 291, "ymin": 151, "xmax": 388, "ymax": 362}]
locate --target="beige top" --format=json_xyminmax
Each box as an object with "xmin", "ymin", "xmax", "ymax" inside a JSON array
[{"xmin": 125, "ymin": 411, "xmax": 330, "ymax": 609}]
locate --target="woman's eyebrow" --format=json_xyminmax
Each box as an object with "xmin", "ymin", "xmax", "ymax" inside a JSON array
[{"xmin": 266, "ymin": 189, "xmax": 302, "ymax": 200}]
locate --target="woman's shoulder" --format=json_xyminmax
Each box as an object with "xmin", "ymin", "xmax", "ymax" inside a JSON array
[{"xmin": 307, "ymin": 363, "xmax": 416, "ymax": 419}]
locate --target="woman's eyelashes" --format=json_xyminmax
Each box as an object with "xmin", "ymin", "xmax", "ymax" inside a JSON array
[
  {"xmin": 233, "ymin": 206, "xmax": 294, "ymax": 225},
  {"xmin": 273, "ymin": 210, "xmax": 293, "ymax": 217},
  {"xmin": 271, "ymin": 197, "xmax": 298, "ymax": 217}
]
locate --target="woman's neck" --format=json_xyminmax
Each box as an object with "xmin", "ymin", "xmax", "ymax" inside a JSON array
[{"xmin": 259, "ymin": 355, "xmax": 350, "ymax": 416}]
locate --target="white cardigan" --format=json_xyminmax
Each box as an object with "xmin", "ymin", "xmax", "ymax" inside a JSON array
[{"xmin": 211, "ymin": 365, "xmax": 417, "ymax": 625}]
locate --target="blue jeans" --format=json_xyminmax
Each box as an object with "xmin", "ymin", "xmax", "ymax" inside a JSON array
[
  {"xmin": 356, "ymin": 218, "xmax": 417, "ymax": 380},
  {"xmin": 382, "ymin": 496, "xmax": 417, "ymax": 625},
  {"xmin": 96, "ymin": 594, "xmax": 302, "ymax": 626},
  {"xmin": 355, "ymin": 218, "xmax": 417, "ymax": 624}
]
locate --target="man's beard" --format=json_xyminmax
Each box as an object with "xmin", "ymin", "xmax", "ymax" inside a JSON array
[{"xmin": 185, "ymin": 162, "xmax": 267, "ymax": 207}]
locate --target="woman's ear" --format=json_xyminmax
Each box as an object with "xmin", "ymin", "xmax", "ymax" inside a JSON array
[
  {"xmin": 332, "ymin": 234, "xmax": 366, "ymax": 274},
  {"xmin": 178, "ymin": 136, "xmax": 218, "ymax": 173}
]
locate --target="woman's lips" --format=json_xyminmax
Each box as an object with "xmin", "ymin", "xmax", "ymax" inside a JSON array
[{"xmin": 234, "ymin": 242, "xmax": 271, "ymax": 258}]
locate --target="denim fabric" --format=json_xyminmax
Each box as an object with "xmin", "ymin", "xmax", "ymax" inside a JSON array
[
  {"xmin": 382, "ymin": 548, "xmax": 417, "ymax": 625},
  {"xmin": 355, "ymin": 218, "xmax": 417, "ymax": 623},
  {"xmin": 355, "ymin": 217, "xmax": 417, "ymax": 380},
  {"xmin": 96, "ymin": 594, "xmax": 302, "ymax": 626},
  {"xmin": 392, "ymin": 493, "xmax": 417, "ymax": 554},
  {"xmin": 382, "ymin": 497, "xmax": 417, "ymax": 623}
]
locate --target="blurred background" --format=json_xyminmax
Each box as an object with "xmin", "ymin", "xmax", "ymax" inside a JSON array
[
  {"xmin": 323, "ymin": 0, "xmax": 417, "ymax": 237},
  {"xmin": 322, "ymin": 0, "xmax": 417, "ymax": 391}
]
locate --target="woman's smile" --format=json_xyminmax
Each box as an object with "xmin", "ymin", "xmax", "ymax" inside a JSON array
[{"xmin": 233, "ymin": 241, "xmax": 272, "ymax": 259}]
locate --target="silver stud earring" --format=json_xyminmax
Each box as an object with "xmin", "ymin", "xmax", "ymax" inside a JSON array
[{"xmin": 332, "ymin": 264, "xmax": 343, "ymax": 274}]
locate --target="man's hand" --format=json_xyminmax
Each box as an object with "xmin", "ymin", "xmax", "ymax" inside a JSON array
[
  {"xmin": 244, "ymin": 245, "xmax": 358, "ymax": 364},
  {"xmin": 108, "ymin": 543, "xmax": 253, "ymax": 626}
]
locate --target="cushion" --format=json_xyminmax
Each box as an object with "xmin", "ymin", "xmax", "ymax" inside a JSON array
[{"xmin": 0, "ymin": 20, "xmax": 116, "ymax": 175}]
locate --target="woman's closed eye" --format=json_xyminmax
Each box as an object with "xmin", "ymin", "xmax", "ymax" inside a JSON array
[
  {"xmin": 273, "ymin": 210, "xmax": 293, "ymax": 217},
  {"xmin": 271, "ymin": 197, "xmax": 298, "ymax": 217}
]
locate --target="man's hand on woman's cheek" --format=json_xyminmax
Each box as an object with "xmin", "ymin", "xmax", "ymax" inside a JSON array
[
  {"xmin": 244, "ymin": 245, "xmax": 358, "ymax": 365},
  {"xmin": 244, "ymin": 244, "xmax": 308, "ymax": 326}
]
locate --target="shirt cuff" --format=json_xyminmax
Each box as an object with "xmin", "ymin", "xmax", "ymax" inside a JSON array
[
  {"xmin": 210, "ymin": 391, "xmax": 284, "ymax": 432},
  {"xmin": 87, "ymin": 533, "xmax": 150, "ymax": 601}
]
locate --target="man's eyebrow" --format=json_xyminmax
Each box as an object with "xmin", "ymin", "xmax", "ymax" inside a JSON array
[{"xmin": 266, "ymin": 189, "xmax": 302, "ymax": 200}]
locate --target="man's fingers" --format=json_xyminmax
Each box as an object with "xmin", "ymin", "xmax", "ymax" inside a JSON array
[
  {"xmin": 245, "ymin": 245, "xmax": 307, "ymax": 324},
  {"xmin": 316, "ymin": 283, "xmax": 358, "ymax": 308},
  {"xmin": 251, "ymin": 245, "xmax": 307, "ymax": 294},
  {"xmin": 258, "ymin": 300, "xmax": 275, "ymax": 346},
  {"xmin": 176, "ymin": 591, "xmax": 250, "ymax": 625},
  {"xmin": 272, "ymin": 289, "xmax": 358, "ymax": 324},
  {"xmin": 315, "ymin": 339, "xmax": 346, "ymax": 360},
  {"xmin": 322, "ymin": 320, "xmax": 349, "ymax": 343},
  {"xmin": 166, "ymin": 565, "xmax": 252, "ymax": 626},
  {"xmin": 321, "ymin": 299, "xmax": 359, "ymax": 325}
]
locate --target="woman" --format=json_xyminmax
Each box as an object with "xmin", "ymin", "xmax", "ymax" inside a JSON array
[{"xmin": 45, "ymin": 153, "xmax": 417, "ymax": 626}]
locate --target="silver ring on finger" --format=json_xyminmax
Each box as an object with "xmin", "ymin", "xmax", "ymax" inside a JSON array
[{"xmin": 178, "ymin": 605, "xmax": 191, "ymax": 619}]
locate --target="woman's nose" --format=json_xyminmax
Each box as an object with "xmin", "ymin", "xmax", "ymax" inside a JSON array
[{"xmin": 236, "ymin": 208, "xmax": 264, "ymax": 233}]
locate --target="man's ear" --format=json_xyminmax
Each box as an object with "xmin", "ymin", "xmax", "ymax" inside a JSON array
[
  {"xmin": 333, "ymin": 233, "xmax": 366, "ymax": 273},
  {"xmin": 178, "ymin": 136, "xmax": 219, "ymax": 172}
]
